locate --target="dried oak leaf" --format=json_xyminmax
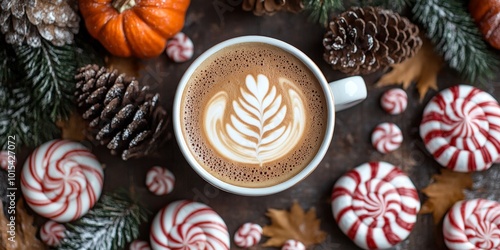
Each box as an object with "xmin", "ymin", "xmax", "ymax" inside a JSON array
[
  {"xmin": 262, "ymin": 201, "xmax": 327, "ymax": 247},
  {"xmin": 377, "ymin": 38, "xmax": 443, "ymax": 99},
  {"xmin": 56, "ymin": 111, "xmax": 88, "ymax": 141},
  {"xmin": 419, "ymin": 169, "xmax": 473, "ymax": 224},
  {"xmin": 0, "ymin": 199, "xmax": 46, "ymax": 250}
]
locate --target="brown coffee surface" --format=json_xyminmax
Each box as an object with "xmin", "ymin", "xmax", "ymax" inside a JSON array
[{"xmin": 180, "ymin": 42, "xmax": 328, "ymax": 188}]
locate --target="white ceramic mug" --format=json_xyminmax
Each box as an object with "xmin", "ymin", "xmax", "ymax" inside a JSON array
[{"xmin": 173, "ymin": 36, "xmax": 367, "ymax": 196}]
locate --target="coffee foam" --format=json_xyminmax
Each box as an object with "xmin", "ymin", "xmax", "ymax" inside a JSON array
[{"xmin": 181, "ymin": 43, "xmax": 327, "ymax": 188}]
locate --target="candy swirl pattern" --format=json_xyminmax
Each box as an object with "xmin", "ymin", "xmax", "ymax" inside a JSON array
[
  {"xmin": 371, "ymin": 122, "xmax": 403, "ymax": 154},
  {"xmin": 40, "ymin": 220, "xmax": 66, "ymax": 247},
  {"xmin": 381, "ymin": 88, "xmax": 408, "ymax": 115},
  {"xmin": 234, "ymin": 223, "xmax": 262, "ymax": 248},
  {"xmin": 444, "ymin": 199, "xmax": 500, "ymax": 250},
  {"xmin": 331, "ymin": 162, "xmax": 420, "ymax": 249},
  {"xmin": 146, "ymin": 166, "xmax": 175, "ymax": 196},
  {"xmin": 150, "ymin": 200, "xmax": 230, "ymax": 250},
  {"xmin": 166, "ymin": 32, "xmax": 194, "ymax": 63},
  {"xmin": 20, "ymin": 140, "xmax": 104, "ymax": 223},
  {"xmin": 204, "ymin": 74, "xmax": 306, "ymax": 166},
  {"xmin": 420, "ymin": 85, "xmax": 500, "ymax": 172}
]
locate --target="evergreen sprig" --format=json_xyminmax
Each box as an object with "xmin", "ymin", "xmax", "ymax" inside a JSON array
[
  {"xmin": 14, "ymin": 40, "xmax": 76, "ymax": 121},
  {"xmin": 0, "ymin": 33, "xmax": 102, "ymax": 150},
  {"xmin": 0, "ymin": 84, "xmax": 60, "ymax": 149},
  {"xmin": 57, "ymin": 191, "xmax": 149, "ymax": 250},
  {"xmin": 0, "ymin": 39, "xmax": 61, "ymax": 149},
  {"xmin": 303, "ymin": 0, "xmax": 343, "ymax": 26},
  {"xmin": 412, "ymin": 0, "xmax": 500, "ymax": 82}
]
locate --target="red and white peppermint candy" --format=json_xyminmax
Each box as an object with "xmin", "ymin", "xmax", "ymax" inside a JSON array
[
  {"xmin": 331, "ymin": 162, "xmax": 420, "ymax": 249},
  {"xmin": 234, "ymin": 223, "xmax": 262, "ymax": 248},
  {"xmin": 146, "ymin": 166, "xmax": 175, "ymax": 196},
  {"xmin": 130, "ymin": 240, "xmax": 151, "ymax": 250},
  {"xmin": 372, "ymin": 122, "xmax": 403, "ymax": 154},
  {"xmin": 282, "ymin": 239, "xmax": 305, "ymax": 250},
  {"xmin": 420, "ymin": 85, "xmax": 500, "ymax": 172},
  {"xmin": 443, "ymin": 199, "xmax": 500, "ymax": 250},
  {"xmin": 381, "ymin": 88, "xmax": 408, "ymax": 115},
  {"xmin": 150, "ymin": 200, "xmax": 230, "ymax": 250},
  {"xmin": 166, "ymin": 32, "xmax": 194, "ymax": 63},
  {"xmin": 20, "ymin": 140, "xmax": 104, "ymax": 222},
  {"xmin": 0, "ymin": 151, "xmax": 16, "ymax": 171},
  {"xmin": 40, "ymin": 220, "xmax": 65, "ymax": 247}
]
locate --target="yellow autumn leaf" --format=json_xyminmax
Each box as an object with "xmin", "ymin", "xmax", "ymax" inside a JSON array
[
  {"xmin": 262, "ymin": 201, "xmax": 327, "ymax": 247},
  {"xmin": 377, "ymin": 38, "xmax": 443, "ymax": 99},
  {"xmin": 420, "ymin": 169, "xmax": 473, "ymax": 224}
]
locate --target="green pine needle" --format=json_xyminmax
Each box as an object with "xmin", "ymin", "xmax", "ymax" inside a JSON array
[
  {"xmin": 0, "ymin": 84, "xmax": 60, "ymax": 150},
  {"xmin": 14, "ymin": 39, "xmax": 76, "ymax": 121},
  {"xmin": 0, "ymin": 34, "xmax": 102, "ymax": 150},
  {"xmin": 57, "ymin": 191, "xmax": 149, "ymax": 250},
  {"xmin": 0, "ymin": 39, "xmax": 60, "ymax": 150},
  {"xmin": 303, "ymin": 0, "xmax": 344, "ymax": 26},
  {"xmin": 412, "ymin": 0, "xmax": 500, "ymax": 83}
]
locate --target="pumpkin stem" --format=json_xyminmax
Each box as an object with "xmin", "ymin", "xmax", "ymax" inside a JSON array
[{"xmin": 112, "ymin": 0, "xmax": 136, "ymax": 13}]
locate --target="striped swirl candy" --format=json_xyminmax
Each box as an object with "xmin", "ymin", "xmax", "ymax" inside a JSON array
[
  {"xmin": 146, "ymin": 166, "xmax": 175, "ymax": 196},
  {"xmin": 234, "ymin": 223, "xmax": 262, "ymax": 248},
  {"xmin": 21, "ymin": 140, "xmax": 104, "ymax": 222},
  {"xmin": 331, "ymin": 162, "xmax": 420, "ymax": 249},
  {"xmin": 444, "ymin": 198, "xmax": 500, "ymax": 250},
  {"xmin": 420, "ymin": 85, "xmax": 500, "ymax": 172},
  {"xmin": 40, "ymin": 220, "xmax": 65, "ymax": 247},
  {"xmin": 371, "ymin": 122, "xmax": 403, "ymax": 154},
  {"xmin": 166, "ymin": 32, "xmax": 194, "ymax": 63},
  {"xmin": 381, "ymin": 88, "xmax": 408, "ymax": 115},
  {"xmin": 150, "ymin": 200, "xmax": 230, "ymax": 250}
]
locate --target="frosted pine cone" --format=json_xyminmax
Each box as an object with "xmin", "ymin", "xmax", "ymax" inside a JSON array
[
  {"xmin": 323, "ymin": 7, "xmax": 422, "ymax": 75},
  {"xmin": 0, "ymin": 0, "xmax": 79, "ymax": 47},
  {"xmin": 75, "ymin": 65, "xmax": 170, "ymax": 160}
]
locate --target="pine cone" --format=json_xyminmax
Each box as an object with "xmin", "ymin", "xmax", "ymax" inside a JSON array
[
  {"xmin": 75, "ymin": 65, "xmax": 170, "ymax": 160},
  {"xmin": 0, "ymin": 0, "xmax": 79, "ymax": 47},
  {"xmin": 323, "ymin": 7, "xmax": 422, "ymax": 75},
  {"xmin": 242, "ymin": 0, "xmax": 303, "ymax": 16}
]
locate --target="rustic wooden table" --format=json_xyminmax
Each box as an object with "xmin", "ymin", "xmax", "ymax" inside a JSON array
[{"xmin": 47, "ymin": 1, "xmax": 500, "ymax": 249}]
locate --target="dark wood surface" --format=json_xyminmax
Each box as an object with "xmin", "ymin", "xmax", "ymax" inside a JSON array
[
  {"xmin": 121, "ymin": 1, "xmax": 500, "ymax": 249},
  {"xmin": 21, "ymin": 0, "xmax": 500, "ymax": 249}
]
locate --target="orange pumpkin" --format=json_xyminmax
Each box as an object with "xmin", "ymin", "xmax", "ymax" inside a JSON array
[
  {"xmin": 469, "ymin": 0, "xmax": 500, "ymax": 49},
  {"xmin": 79, "ymin": 0, "xmax": 190, "ymax": 58}
]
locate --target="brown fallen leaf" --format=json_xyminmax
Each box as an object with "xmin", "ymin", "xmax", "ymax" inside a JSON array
[
  {"xmin": 0, "ymin": 199, "xmax": 46, "ymax": 250},
  {"xmin": 262, "ymin": 201, "xmax": 327, "ymax": 247},
  {"xmin": 56, "ymin": 111, "xmax": 88, "ymax": 141},
  {"xmin": 377, "ymin": 37, "xmax": 443, "ymax": 99},
  {"xmin": 419, "ymin": 169, "xmax": 473, "ymax": 224}
]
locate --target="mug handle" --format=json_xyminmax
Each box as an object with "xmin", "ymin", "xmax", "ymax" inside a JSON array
[{"xmin": 328, "ymin": 76, "xmax": 367, "ymax": 112}]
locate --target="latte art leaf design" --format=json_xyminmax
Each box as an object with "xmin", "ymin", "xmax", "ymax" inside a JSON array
[
  {"xmin": 204, "ymin": 74, "xmax": 306, "ymax": 166},
  {"xmin": 228, "ymin": 75, "xmax": 288, "ymax": 160}
]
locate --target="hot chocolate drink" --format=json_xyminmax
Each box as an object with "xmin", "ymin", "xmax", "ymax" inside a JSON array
[{"xmin": 180, "ymin": 42, "xmax": 328, "ymax": 188}]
